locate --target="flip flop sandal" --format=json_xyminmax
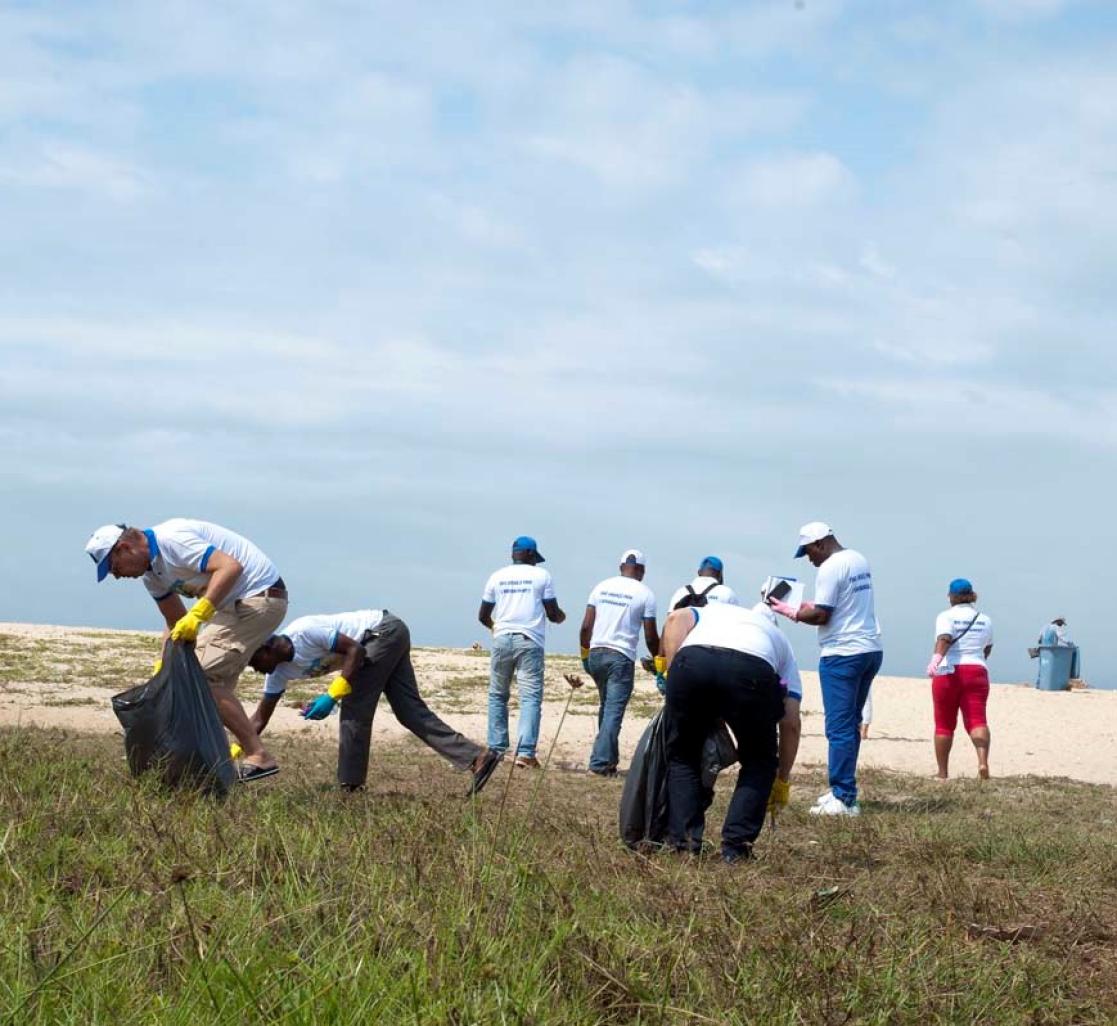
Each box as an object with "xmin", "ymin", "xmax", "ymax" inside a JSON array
[
  {"xmin": 238, "ymin": 763, "xmax": 280, "ymax": 783},
  {"xmin": 466, "ymin": 749, "xmax": 502, "ymax": 797}
]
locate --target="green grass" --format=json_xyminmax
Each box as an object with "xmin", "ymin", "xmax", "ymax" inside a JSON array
[{"xmin": 0, "ymin": 728, "xmax": 1115, "ymax": 1024}]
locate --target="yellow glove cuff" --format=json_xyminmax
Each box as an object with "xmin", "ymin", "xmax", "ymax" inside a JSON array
[
  {"xmin": 230, "ymin": 743, "xmax": 243, "ymax": 760},
  {"xmin": 152, "ymin": 657, "xmax": 163, "ymax": 675},
  {"xmin": 654, "ymin": 655, "xmax": 667, "ymax": 675},
  {"xmin": 771, "ymin": 778, "xmax": 791, "ymax": 805},
  {"xmin": 580, "ymin": 647, "xmax": 591, "ymax": 661},
  {"xmin": 193, "ymin": 597, "xmax": 217, "ymax": 622},
  {"xmin": 327, "ymin": 676, "xmax": 353, "ymax": 701}
]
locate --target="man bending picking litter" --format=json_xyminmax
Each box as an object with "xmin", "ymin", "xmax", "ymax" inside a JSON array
[{"xmin": 85, "ymin": 519, "xmax": 287, "ymax": 781}]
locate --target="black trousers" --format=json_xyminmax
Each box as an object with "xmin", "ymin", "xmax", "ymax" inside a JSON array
[
  {"xmin": 338, "ymin": 614, "xmax": 482, "ymax": 789},
  {"xmin": 664, "ymin": 645, "xmax": 784, "ymax": 856}
]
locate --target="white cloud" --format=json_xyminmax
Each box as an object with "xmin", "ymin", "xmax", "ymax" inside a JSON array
[{"xmin": 732, "ymin": 151, "xmax": 854, "ymax": 208}]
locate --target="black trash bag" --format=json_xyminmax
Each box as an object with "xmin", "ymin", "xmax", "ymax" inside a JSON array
[
  {"xmin": 619, "ymin": 711, "xmax": 739, "ymax": 850},
  {"xmin": 111, "ymin": 641, "xmax": 235, "ymax": 798},
  {"xmin": 619, "ymin": 710, "xmax": 669, "ymax": 849}
]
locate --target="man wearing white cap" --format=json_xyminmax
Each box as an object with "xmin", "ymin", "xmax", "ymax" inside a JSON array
[
  {"xmin": 578, "ymin": 550, "xmax": 660, "ymax": 776},
  {"xmin": 769, "ymin": 522, "xmax": 883, "ymax": 816},
  {"xmin": 84, "ymin": 520, "xmax": 287, "ymax": 781},
  {"xmin": 667, "ymin": 556, "xmax": 740, "ymax": 612}
]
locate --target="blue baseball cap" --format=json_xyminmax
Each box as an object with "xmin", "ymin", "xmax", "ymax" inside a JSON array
[
  {"xmin": 512, "ymin": 535, "xmax": 545, "ymax": 563},
  {"xmin": 949, "ymin": 578, "xmax": 973, "ymax": 595},
  {"xmin": 698, "ymin": 555, "xmax": 723, "ymax": 574}
]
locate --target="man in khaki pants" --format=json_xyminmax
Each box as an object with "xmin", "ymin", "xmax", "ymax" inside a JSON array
[{"xmin": 85, "ymin": 518, "xmax": 288, "ymax": 781}]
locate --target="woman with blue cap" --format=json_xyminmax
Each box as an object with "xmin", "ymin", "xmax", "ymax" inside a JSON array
[{"xmin": 927, "ymin": 579, "xmax": 994, "ymax": 779}]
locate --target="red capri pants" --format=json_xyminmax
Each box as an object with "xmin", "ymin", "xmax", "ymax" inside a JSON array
[{"xmin": 932, "ymin": 665, "xmax": 990, "ymax": 736}]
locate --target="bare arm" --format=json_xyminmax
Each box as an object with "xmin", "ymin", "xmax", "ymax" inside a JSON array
[
  {"xmin": 249, "ymin": 693, "xmax": 282, "ymax": 735},
  {"xmin": 795, "ymin": 605, "xmax": 832, "ymax": 626},
  {"xmin": 933, "ymin": 634, "xmax": 953, "ymax": 657},
  {"xmin": 543, "ymin": 598, "xmax": 566, "ymax": 625},
  {"xmin": 331, "ymin": 632, "xmax": 367, "ymax": 683},
  {"xmin": 579, "ymin": 606, "xmax": 595, "ymax": 651},
  {"xmin": 478, "ymin": 601, "xmax": 495, "ymax": 630},
  {"xmin": 198, "ymin": 549, "xmax": 244, "ymax": 609},
  {"xmin": 661, "ymin": 610, "xmax": 697, "ymax": 670},
  {"xmin": 642, "ymin": 619, "xmax": 661, "ymax": 658},
  {"xmin": 777, "ymin": 697, "xmax": 801, "ymax": 782},
  {"xmin": 984, "ymin": 644, "xmax": 994, "ymax": 659},
  {"xmin": 155, "ymin": 594, "xmax": 188, "ymax": 632}
]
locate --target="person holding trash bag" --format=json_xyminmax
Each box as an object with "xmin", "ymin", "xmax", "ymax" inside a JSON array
[
  {"xmin": 249, "ymin": 610, "xmax": 502, "ymax": 795},
  {"xmin": 85, "ymin": 519, "xmax": 287, "ymax": 781},
  {"xmin": 659, "ymin": 600, "xmax": 803, "ymax": 862},
  {"xmin": 927, "ymin": 579, "xmax": 994, "ymax": 780},
  {"xmin": 578, "ymin": 549, "xmax": 661, "ymax": 776}
]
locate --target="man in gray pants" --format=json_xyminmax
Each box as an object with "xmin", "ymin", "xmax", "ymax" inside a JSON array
[{"xmin": 248, "ymin": 609, "xmax": 501, "ymax": 795}]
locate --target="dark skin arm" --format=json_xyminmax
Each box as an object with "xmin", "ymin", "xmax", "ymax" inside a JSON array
[
  {"xmin": 478, "ymin": 601, "xmax": 495, "ymax": 630},
  {"xmin": 155, "ymin": 594, "xmax": 188, "ymax": 634},
  {"xmin": 544, "ymin": 598, "xmax": 566, "ymax": 624},
  {"xmin": 250, "ymin": 693, "xmax": 282, "ymax": 735},
  {"xmin": 579, "ymin": 606, "xmax": 596, "ymax": 650},
  {"xmin": 794, "ymin": 605, "xmax": 832, "ymax": 626},
  {"xmin": 331, "ymin": 632, "xmax": 367, "ymax": 683},
  {"xmin": 642, "ymin": 619, "xmax": 660, "ymax": 658}
]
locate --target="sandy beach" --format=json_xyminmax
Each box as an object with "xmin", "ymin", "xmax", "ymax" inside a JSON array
[{"xmin": 1, "ymin": 621, "xmax": 1114, "ymax": 787}]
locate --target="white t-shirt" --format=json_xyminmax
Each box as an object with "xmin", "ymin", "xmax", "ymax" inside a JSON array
[
  {"xmin": 751, "ymin": 600, "xmax": 779, "ymax": 627},
  {"xmin": 142, "ymin": 518, "xmax": 279, "ymax": 608},
  {"xmin": 263, "ymin": 610, "xmax": 386, "ymax": 695},
  {"xmin": 668, "ymin": 577, "xmax": 740, "ymax": 612},
  {"xmin": 813, "ymin": 549, "xmax": 883, "ymax": 658},
  {"xmin": 679, "ymin": 602, "xmax": 802, "ymax": 701},
  {"xmin": 934, "ymin": 604, "xmax": 993, "ymax": 672},
  {"xmin": 482, "ymin": 564, "xmax": 556, "ymax": 647},
  {"xmin": 587, "ymin": 575, "xmax": 657, "ymax": 661}
]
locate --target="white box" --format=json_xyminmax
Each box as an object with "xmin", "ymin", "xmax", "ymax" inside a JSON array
[{"xmin": 763, "ymin": 575, "xmax": 804, "ymax": 613}]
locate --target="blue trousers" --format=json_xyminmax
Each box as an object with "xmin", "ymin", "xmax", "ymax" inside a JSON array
[
  {"xmin": 587, "ymin": 648, "xmax": 635, "ymax": 772},
  {"xmin": 819, "ymin": 650, "xmax": 884, "ymax": 806},
  {"xmin": 487, "ymin": 633, "xmax": 545, "ymax": 757}
]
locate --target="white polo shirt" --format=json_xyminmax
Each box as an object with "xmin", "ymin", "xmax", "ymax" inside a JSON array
[
  {"xmin": 482, "ymin": 564, "xmax": 556, "ymax": 648},
  {"xmin": 263, "ymin": 610, "xmax": 386, "ymax": 695},
  {"xmin": 142, "ymin": 519, "xmax": 279, "ymax": 609},
  {"xmin": 678, "ymin": 602, "xmax": 802, "ymax": 700},
  {"xmin": 668, "ymin": 577, "xmax": 740, "ymax": 612},
  {"xmin": 813, "ymin": 548, "xmax": 883, "ymax": 658},
  {"xmin": 587, "ymin": 575, "xmax": 657, "ymax": 662},
  {"xmin": 934, "ymin": 604, "xmax": 993, "ymax": 672}
]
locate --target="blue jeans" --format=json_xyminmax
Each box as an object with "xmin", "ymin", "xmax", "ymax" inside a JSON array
[
  {"xmin": 819, "ymin": 650, "xmax": 884, "ymax": 806},
  {"xmin": 587, "ymin": 648, "xmax": 635, "ymax": 772},
  {"xmin": 487, "ymin": 633, "xmax": 545, "ymax": 757}
]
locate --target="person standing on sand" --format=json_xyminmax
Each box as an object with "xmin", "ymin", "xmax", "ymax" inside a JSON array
[
  {"xmin": 668, "ymin": 556, "xmax": 740, "ymax": 611},
  {"xmin": 84, "ymin": 519, "xmax": 287, "ymax": 781},
  {"xmin": 248, "ymin": 610, "xmax": 501, "ymax": 795},
  {"xmin": 659, "ymin": 601, "xmax": 803, "ymax": 861},
  {"xmin": 769, "ymin": 522, "xmax": 883, "ymax": 817},
  {"xmin": 479, "ymin": 536, "xmax": 566, "ymax": 768},
  {"xmin": 578, "ymin": 549, "xmax": 661, "ymax": 777},
  {"xmin": 927, "ymin": 579, "xmax": 993, "ymax": 780}
]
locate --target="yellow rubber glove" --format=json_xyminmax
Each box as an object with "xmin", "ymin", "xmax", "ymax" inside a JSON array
[
  {"xmin": 230, "ymin": 743, "xmax": 243, "ymax": 760},
  {"xmin": 580, "ymin": 647, "xmax": 591, "ymax": 672},
  {"xmin": 653, "ymin": 655, "xmax": 667, "ymax": 676},
  {"xmin": 326, "ymin": 676, "xmax": 353, "ymax": 701},
  {"xmin": 170, "ymin": 596, "xmax": 217, "ymax": 643},
  {"xmin": 767, "ymin": 778, "xmax": 791, "ymax": 815},
  {"xmin": 152, "ymin": 657, "xmax": 163, "ymax": 675}
]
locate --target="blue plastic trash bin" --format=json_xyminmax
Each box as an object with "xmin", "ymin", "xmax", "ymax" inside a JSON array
[{"xmin": 1036, "ymin": 645, "xmax": 1074, "ymax": 691}]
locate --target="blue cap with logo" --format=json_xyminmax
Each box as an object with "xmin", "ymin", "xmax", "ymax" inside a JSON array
[
  {"xmin": 949, "ymin": 578, "xmax": 973, "ymax": 595},
  {"xmin": 512, "ymin": 535, "xmax": 545, "ymax": 563},
  {"xmin": 698, "ymin": 555, "xmax": 723, "ymax": 574}
]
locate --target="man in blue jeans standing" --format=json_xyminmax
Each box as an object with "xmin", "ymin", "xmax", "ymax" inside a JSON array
[
  {"xmin": 770, "ymin": 522, "xmax": 883, "ymax": 816},
  {"xmin": 578, "ymin": 549, "xmax": 660, "ymax": 776},
  {"xmin": 479, "ymin": 536, "xmax": 566, "ymax": 768}
]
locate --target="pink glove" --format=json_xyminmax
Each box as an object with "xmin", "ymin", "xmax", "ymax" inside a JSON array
[
  {"xmin": 926, "ymin": 653, "xmax": 943, "ymax": 677},
  {"xmin": 769, "ymin": 599, "xmax": 798, "ymax": 620}
]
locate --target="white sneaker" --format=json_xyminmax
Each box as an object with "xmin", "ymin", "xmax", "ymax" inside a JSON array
[
  {"xmin": 809, "ymin": 794, "xmax": 860, "ymax": 817},
  {"xmin": 814, "ymin": 789, "xmax": 834, "ymax": 806}
]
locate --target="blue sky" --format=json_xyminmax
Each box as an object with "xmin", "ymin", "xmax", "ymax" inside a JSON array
[{"xmin": 2, "ymin": 0, "xmax": 1115, "ymax": 686}]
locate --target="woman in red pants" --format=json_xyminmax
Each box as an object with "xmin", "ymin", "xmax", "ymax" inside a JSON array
[{"xmin": 926, "ymin": 579, "xmax": 994, "ymax": 779}]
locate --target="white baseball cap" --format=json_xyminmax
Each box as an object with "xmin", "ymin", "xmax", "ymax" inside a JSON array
[
  {"xmin": 85, "ymin": 524, "xmax": 125, "ymax": 581},
  {"xmin": 620, "ymin": 548, "xmax": 646, "ymax": 566},
  {"xmin": 794, "ymin": 521, "xmax": 833, "ymax": 558}
]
